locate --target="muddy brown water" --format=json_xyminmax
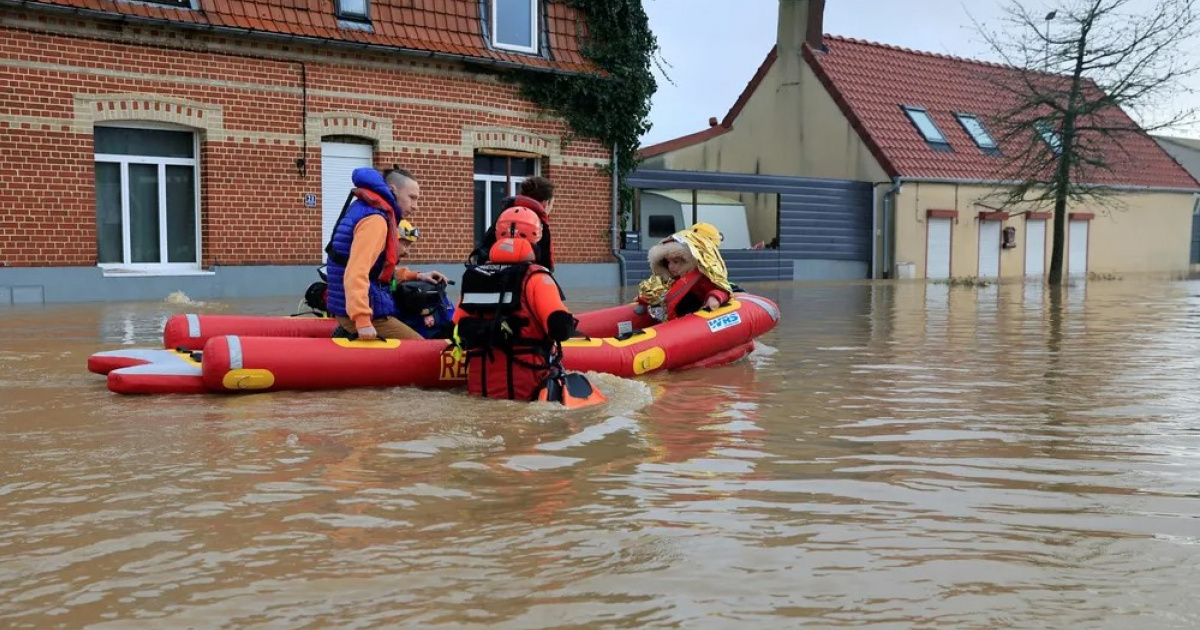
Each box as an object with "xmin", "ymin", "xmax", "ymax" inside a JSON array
[{"xmin": 3, "ymin": 278, "xmax": 1200, "ymax": 629}]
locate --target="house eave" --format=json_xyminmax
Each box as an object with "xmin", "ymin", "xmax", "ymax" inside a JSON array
[{"xmin": 2, "ymin": 0, "xmax": 585, "ymax": 76}]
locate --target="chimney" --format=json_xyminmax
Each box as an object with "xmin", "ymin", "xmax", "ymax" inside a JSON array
[{"xmin": 777, "ymin": 0, "xmax": 825, "ymax": 57}]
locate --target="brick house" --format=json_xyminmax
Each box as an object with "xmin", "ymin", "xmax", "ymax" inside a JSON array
[{"xmin": 0, "ymin": 0, "xmax": 616, "ymax": 304}]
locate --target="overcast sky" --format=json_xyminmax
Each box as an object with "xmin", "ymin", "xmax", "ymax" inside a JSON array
[{"xmin": 640, "ymin": 0, "xmax": 1200, "ymax": 146}]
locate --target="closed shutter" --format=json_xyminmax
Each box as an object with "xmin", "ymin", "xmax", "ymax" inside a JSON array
[
  {"xmin": 926, "ymin": 218, "xmax": 952, "ymax": 279},
  {"xmin": 1068, "ymin": 219, "xmax": 1089, "ymax": 275},
  {"xmin": 321, "ymin": 142, "xmax": 374, "ymax": 256},
  {"xmin": 1025, "ymin": 219, "xmax": 1046, "ymax": 277},
  {"xmin": 978, "ymin": 220, "xmax": 1001, "ymax": 277}
]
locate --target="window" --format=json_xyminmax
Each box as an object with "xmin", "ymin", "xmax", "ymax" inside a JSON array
[
  {"xmin": 472, "ymin": 153, "xmax": 538, "ymax": 244},
  {"xmin": 141, "ymin": 0, "xmax": 192, "ymax": 8},
  {"xmin": 1035, "ymin": 119, "xmax": 1063, "ymax": 155},
  {"xmin": 94, "ymin": 126, "xmax": 200, "ymax": 271},
  {"xmin": 901, "ymin": 105, "xmax": 950, "ymax": 149},
  {"xmin": 955, "ymin": 113, "xmax": 999, "ymax": 152},
  {"xmin": 647, "ymin": 215, "xmax": 676, "ymax": 238},
  {"xmin": 335, "ymin": 0, "xmax": 369, "ymax": 21},
  {"xmin": 492, "ymin": 0, "xmax": 538, "ymax": 53}
]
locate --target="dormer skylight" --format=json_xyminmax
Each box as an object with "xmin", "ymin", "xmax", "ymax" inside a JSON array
[{"xmin": 902, "ymin": 105, "xmax": 950, "ymax": 150}]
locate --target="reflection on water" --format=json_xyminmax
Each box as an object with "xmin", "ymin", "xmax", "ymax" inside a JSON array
[{"xmin": 4, "ymin": 280, "xmax": 1200, "ymax": 628}]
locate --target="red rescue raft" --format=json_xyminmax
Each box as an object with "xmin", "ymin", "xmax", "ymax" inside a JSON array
[
  {"xmin": 163, "ymin": 314, "xmax": 337, "ymax": 351},
  {"xmin": 90, "ymin": 295, "xmax": 780, "ymax": 395}
]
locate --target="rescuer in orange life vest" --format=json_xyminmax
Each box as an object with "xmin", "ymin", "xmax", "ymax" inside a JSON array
[{"xmin": 451, "ymin": 201, "xmax": 606, "ymax": 407}]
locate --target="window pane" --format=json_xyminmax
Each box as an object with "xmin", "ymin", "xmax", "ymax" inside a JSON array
[
  {"xmin": 166, "ymin": 165, "xmax": 197, "ymax": 263},
  {"xmin": 490, "ymin": 181, "xmax": 507, "ymax": 227},
  {"xmin": 473, "ymin": 180, "xmax": 487, "ymax": 245},
  {"xmin": 95, "ymin": 127, "xmax": 194, "ymax": 158},
  {"xmin": 957, "ymin": 114, "xmax": 997, "ymax": 148},
  {"xmin": 495, "ymin": 0, "xmax": 534, "ymax": 48},
  {"xmin": 129, "ymin": 164, "xmax": 161, "ymax": 263},
  {"xmin": 510, "ymin": 157, "xmax": 536, "ymax": 177},
  {"xmin": 903, "ymin": 107, "xmax": 947, "ymax": 143},
  {"xmin": 96, "ymin": 162, "xmax": 124, "ymax": 263},
  {"xmin": 338, "ymin": 0, "xmax": 367, "ymax": 17}
]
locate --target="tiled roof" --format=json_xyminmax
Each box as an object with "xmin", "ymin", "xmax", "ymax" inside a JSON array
[
  {"xmin": 21, "ymin": 0, "xmax": 593, "ymax": 73},
  {"xmin": 642, "ymin": 35, "xmax": 1198, "ymax": 190},
  {"xmin": 809, "ymin": 36, "xmax": 1199, "ymax": 190}
]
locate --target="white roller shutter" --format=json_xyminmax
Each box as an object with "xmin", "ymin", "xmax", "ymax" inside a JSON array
[
  {"xmin": 926, "ymin": 218, "xmax": 952, "ymax": 279},
  {"xmin": 1025, "ymin": 219, "xmax": 1046, "ymax": 277},
  {"xmin": 1068, "ymin": 219, "xmax": 1089, "ymax": 276},
  {"xmin": 978, "ymin": 220, "xmax": 1001, "ymax": 278},
  {"xmin": 321, "ymin": 142, "xmax": 374, "ymax": 256}
]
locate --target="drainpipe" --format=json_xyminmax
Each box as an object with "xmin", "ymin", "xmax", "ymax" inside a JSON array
[
  {"xmin": 610, "ymin": 143, "xmax": 627, "ymax": 287},
  {"xmin": 882, "ymin": 177, "xmax": 902, "ymax": 277},
  {"xmin": 870, "ymin": 184, "xmax": 879, "ymax": 278}
]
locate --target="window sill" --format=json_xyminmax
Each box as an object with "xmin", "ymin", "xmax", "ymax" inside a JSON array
[{"xmin": 100, "ymin": 267, "xmax": 216, "ymax": 278}]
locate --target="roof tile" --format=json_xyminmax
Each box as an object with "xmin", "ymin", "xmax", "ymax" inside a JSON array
[
  {"xmin": 25, "ymin": 0, "xmax": 593, "ymax": 73},
  {"xmin": 810, "ymin": 36, "xmax": 1199, "ymax": 189}
]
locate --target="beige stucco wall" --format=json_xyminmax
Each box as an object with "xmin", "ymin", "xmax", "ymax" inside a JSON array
[
  {"xmin": 892, "ymin": 182, "xmax": 1196, "ymax": 278},
  {"xmin": 645, "ymin": 61, "xmax": 887, "ymax": 184},
  {"xmin": 641, "ymin": 56, "xmax": 889, "ymax": 245}
]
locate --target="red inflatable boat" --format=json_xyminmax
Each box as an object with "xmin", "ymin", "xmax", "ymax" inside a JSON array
[{"xmin": 89, "ymin": 295, "xmax": 780, "ymax": 395}]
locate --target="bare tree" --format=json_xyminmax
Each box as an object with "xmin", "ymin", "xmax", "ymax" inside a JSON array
[{"xmin": 973, "ymin": 0, "xmax": 1199, "ymax": 285}]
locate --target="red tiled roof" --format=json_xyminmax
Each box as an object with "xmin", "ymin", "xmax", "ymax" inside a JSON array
[
  {"xmin": 809, "ymin": 36, "xmax": 1200, "ymax": 189},
  {"xmin": 22, "ymin": 0, "xmax": 593, "ymax": 73},
  {"xmin": 642, "ymin": 35, "xmax": 1199, "ymax": 190}
]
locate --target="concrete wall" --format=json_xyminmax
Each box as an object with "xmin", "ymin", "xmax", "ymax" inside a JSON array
[
  {"xmin": 891, "ymin": 182, "xmax": 1196, "ymax": 278},
  {"xmin": 0, "ymin": 262, "xmax": 619, "ymax": 305}
]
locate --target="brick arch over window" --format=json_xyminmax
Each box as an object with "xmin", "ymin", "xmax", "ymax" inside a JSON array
[
  {"xmin": 310, "ymin": 113, "xmax": 393, "ymax": 150},
  {"xmin": 73, "ymin": 94, "xmax": 224, "ymax": 134},
  {"xmin": 462, "ymin": 125, "xmax": 562, "ymax": 163}
]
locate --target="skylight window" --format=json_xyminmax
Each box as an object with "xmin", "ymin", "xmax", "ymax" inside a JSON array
[
  {"xmin": 902, "ymin": 106, "xmax": 949, "ymax": 147},
  {"xmin": 336, "ymin": 0, "xmax": 369, "ymax": 22},
  {"xmin": 1034, "ymin": 119, "xmax": 1063, "ymax": 155},
  {"xmin": 956, "ymin": 113, "xmax": 998, "ymax": 150},
  {"xmin": 492, "ymin": 0, "xmax": 539, "ymax": 54}
]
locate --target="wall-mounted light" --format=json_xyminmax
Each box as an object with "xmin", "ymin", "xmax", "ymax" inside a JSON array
[{"xmin": 295, "ymin": 157, "xmax": 307, "ymax": 177}]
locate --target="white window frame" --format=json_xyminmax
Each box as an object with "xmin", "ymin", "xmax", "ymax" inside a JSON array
[
  {"xmin": 95, "ymin": 122, "xmax": 202, "ymax": 275},
  {"xmin": 492, "ymin": 0, "xmax": 539, "ymax": 54},
  {"xmin": 474, "ymin": 174, "xmax": 529, "ymax": 230},
  {"xmin": 473, "ymin": 155, "xmax": 540, "ymax": 232}
]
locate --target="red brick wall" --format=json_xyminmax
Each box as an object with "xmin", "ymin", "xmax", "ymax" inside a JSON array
[{"xmin": 0, "ymin": 17, "xmax": 612, "ymax": 268}]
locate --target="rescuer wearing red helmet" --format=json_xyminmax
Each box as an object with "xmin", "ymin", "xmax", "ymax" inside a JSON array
[{"xmin": 452, "ymin": 203, "xmax": 605, "ymax": 406}]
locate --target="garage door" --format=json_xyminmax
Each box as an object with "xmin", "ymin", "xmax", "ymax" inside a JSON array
[
  {"xmin": 927, "ymin": 218, "xmax": 952, "ymax": 279},
  {"xmin": 321, "ymin": 142, "xmax": 374, "ymax": 256},
  {"xmin": 978, "ymin": 220, "xmax": 1001, "ymax": 278},
  {"xmin": 1068, "ymin": 219, "xmax": 1089, "ymax": 276},
  {"xmin": 1025, "ymin": 219, "xmax": 1046, "ymax": 277}
]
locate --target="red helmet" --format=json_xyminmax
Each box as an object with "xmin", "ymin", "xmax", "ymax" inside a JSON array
[{"xmin": 495, "ymin": 207, "xmax": 543, "ymax": 244}]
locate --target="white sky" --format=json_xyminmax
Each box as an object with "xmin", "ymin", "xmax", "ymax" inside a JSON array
[{"xmin": 640, "ymin": 0, "xmax": 1200, "ymax": 146}]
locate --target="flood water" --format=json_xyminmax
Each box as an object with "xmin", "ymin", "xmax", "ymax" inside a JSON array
[{"xmin": 3, "ymin": 277, "xmax": 1200, "ymax": 629}]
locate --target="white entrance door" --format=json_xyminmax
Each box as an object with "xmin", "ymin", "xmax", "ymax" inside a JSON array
[
  {"xmin": 978, "ymin": 220, "xmax": 1001, "ymax": 278},
  {"xmin": 1025, "ymin": 219, "xmax": 1047, "ymax": 277},
  {"xmin": 1068, "ymin": 219, "xmax": 1089, "ymax": 275},
  {"xmin": 321, "ymin": 142, "xmax": 374, "ymax": 255},
  {"xmin": 927, "ymin": 218, "xmax": 952, "ymax": 279}
]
